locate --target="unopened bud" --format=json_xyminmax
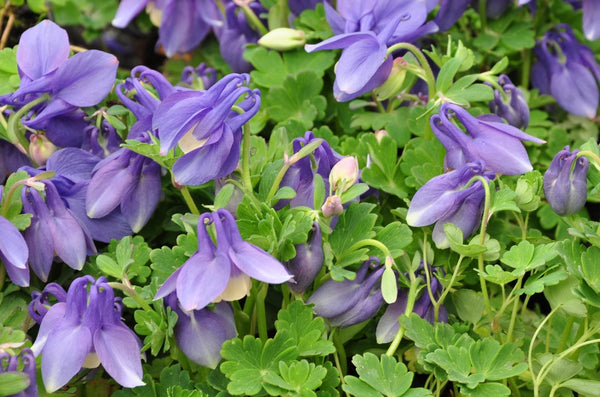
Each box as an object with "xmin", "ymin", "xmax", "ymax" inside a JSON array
[
  {"xmin": 329, "ymin": 156, "xmax": 359, "ymax": 193},
  {"xmin": 373, "ymin": 57, "xmax": 408, "ymax": 101},
  {"xmin": 321, "ymin": 195, "xmax": 343, "ymax": 217},
  {"xmin": 374, "ymin": 129, "xmax": 389, "ymax": 144},
  {"xmin": 29, "ymin": 134, "xmax": 57, "ymax": 166},
  {"xmin": 258, "ymin": 28, "xmax": 306, "ymax": 51}
]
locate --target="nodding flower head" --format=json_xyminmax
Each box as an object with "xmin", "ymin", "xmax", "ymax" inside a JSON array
[{"xmin": 544, "ymin": 146, "xmax": 589, "ymax": 216}]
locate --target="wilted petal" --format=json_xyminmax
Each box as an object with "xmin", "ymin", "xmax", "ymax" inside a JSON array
[
  {"xmin": 17, "ymin": 20, "xmax": 70, "ymax": 80},
  {"xmin": 93, "ymin": 323, "xmax": 144, "ymax": 388}
]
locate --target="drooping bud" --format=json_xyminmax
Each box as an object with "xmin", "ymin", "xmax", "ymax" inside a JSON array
[
  {"xmin": 258, "ymin": 28, "xmax": 306, "ymax": 51},
  {"xmin": 489, "ymin": 74, "xmax": 530, "ymax": 129},
  {"xmin": 321, "ymin": 195, "xmax": 343, "ymax": 217},
  {"xmin": 286, "ymin": 222, "xmax": 323, "ymax": 293},
  {"xmin": 329, "ymin": 156, "xmax": 359, "ymax": 194},
  {"xmin": 29, "ymin": 134, "xmax": 57, "ymax": 166},
  {"xmin": 373, "ymin": 57, "xmax": 409, "ymax": 101},
  {"xmin": 543, "ymin": 146, "xmax": 589, "ymax": 216}
]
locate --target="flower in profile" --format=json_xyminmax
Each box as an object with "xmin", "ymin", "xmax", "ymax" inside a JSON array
[
  {"xmin": 179, "ymin": 63, "xmax": 217, "ymax": 90},
  {"xmin": 430, "ymin": 103, "xmax": 544, "ymax": 174},
  {"xmin": 165, "ymin": 293, "xmax": 237, "ymax": 369},
  {"xmin": 155, "ymin": 209, "xmax": 291, "ymax": 311},
  {"xmin": 285, "ymin": 222, "xmax": 324, "ymax": 293},
  {"xmin": 489, "ymin": 74, "xmax": 530, "ymax": 129},
  {"xmin": 406, "ymin": 161, "xmax": 495, "ymax": 249},
  {"xmin": 0, "ymin": 348, "xmax": 38, "ymax": 397},
  {"xmin": 532, "ymin": 24, "xmax": 600, "ymax": 118},
  {"xmin": 307, "ymin": 258, "xmax": 384, "ymax": 328},
  {"xmin": 0, "ymin": 187, "xmax": 30, "ymax": 287},
  {"xmin": 544, "ymin": 146, "xmax": 589, "ymax": 216},
  {"xmin": 153, "ymin": 73, "xmax": 261, "ymax": 186},
  {"xmin": 31, "ymin": 276, "xmax": 144, "ymax": 392}
]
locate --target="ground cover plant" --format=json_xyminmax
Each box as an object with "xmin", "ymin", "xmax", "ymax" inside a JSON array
[{"xmin": 1, "ymin": 0, "xmax": 600, "ymax": 396}]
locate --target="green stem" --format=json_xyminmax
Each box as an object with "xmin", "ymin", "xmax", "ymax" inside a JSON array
[
  {"xmin": 434, "ymin": 255, "xmax": 464, "ymax": 322},
  {"xmin": 528, "ymin": 305, "xmax": 561, "ymax": 388},
  {"xmin": 385, "ymin": 271, "xmax": 419, "ymax": 356},
  {"xmin": 108, "ymin": 282, "xmax": 154, "ymax": 312},
  {"xmin": 0, "ymin": 265, "xmax": 5, "ymax": 292},
  {"xmin": 256, "ymin": 283, "xmax": 269, "ymax": 342},
  {"xmin": 578, "ymin": 151, "xmax": 600, "ymax": 173},
  {"xmin": 241, "ymin": 122, "xmax": 253, "ymax": 192},
  {"xmin": 556, "ymin": 316, "xmax": 575, "ymax": 352},
  {"xmin": 386, "ymin": 42, "xmax": 437, "ymax": 100},
  {"xmin": 179, "ymin": 185, "xmax": 200, "ymax": 215},
  {"xmin": 505, "ymin": 277, "xmax": 522, "ymax": 343},
  {"xmin": 346, "ymin": 239, "xmax": 393, "ymax": 260},
  {"xmin": 6, "ymin": 94, "xmax": 50, "ymax": 151},
  {"xmin": 239, "ymin": 3, "xmax": 268, "ymax": 36},
  {"xmin": 478, "ymin": 0, "xmax": 487, "ymax": 30}
]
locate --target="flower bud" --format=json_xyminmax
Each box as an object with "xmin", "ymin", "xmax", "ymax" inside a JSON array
[
  {"xmin": 544, "ymin": 146, "xmax": 589, "ymax": 216},
  {"xmin": 489, "ymin": 75, "xmax": 530, "ymax": 129},
  {"xmin": 286, "ymin": 222, "xmax": 323, "ymax": 293},
  {"xmin": 329, "ymin": 156, "xmax": 359, "ymax": 194},
  {"xmin": 321, "ymin": 195, "xmax": 343, "ymax": 217},
  {"xmin": 374, "ymin": 57, "xmax": 409, "ymax": 101},
  {"xmin": 258, "ymin": 28, "xmax": 306, "ymax": 51},
  {"xmin": 374, "ymin": 129, "xmax": 389, "ymax": 144},
  {"xmin": 29, "ymin": 134, "xmax": 57, "ymax": 166}
]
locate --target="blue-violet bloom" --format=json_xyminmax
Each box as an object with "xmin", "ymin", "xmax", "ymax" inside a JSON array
[
  {"xmin": 489, "ymin": 74, "xmax": 530, "ymax": 129},
  {"xmin": 285, "ymin": 222, "xmax": 324, "ymax": 293},
  {"xmin": 31, "ymin": 276, "xmax": 144, "ymax": 392},
  {"xmin": 544, "ymin": 146, "xmax": 589, "ymax": 216},
  {"xmin": 0, "ymin": 186, "xmax": 29, "ymax": 287},
  {"xmin": 155, "ymin": 209, "xmax": 291, "ymax": 311}
]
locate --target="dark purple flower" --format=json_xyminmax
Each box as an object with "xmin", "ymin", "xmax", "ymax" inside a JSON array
[
  {"xmin": 29, "ymin": 282, "xmax": 67, "ymax": 323},
  {"xmin": 430, "ymin": 103, "xmax": 544, "ymax": 174},
  {"xmin": 155, "ymin": 209, "xmax": 291, "ymax": 311},
  {"xmin": 285, "ymin": 222, "xmax": 323, "ymax": 293},
  {"xmin": 180, "ymin": 63, "xmax": 217, "ymax": 90},
  {"xmin": 544, "ymin": 146, "xmax": 589, "ymax": 216},
  {"xmin": 0, "ymin": 348, "xmax": 37, "ymax": 397},
  {"xmin": 406, "ymin": 161, "xmax": 494, "ymax": 248},
  {"xmin": 31, "ymin": 276, "xmax": 144, "ymax": 392},
  {"xmin": 153, "ymin": 73, "xmax": 260, "ymax": 186},
  {"xmin": 434, "ymin": 0, "xmax": 471, "ymax": 31},
  {"xmin": 0, "ymin": 140, "xmax": 31, "ymax": 183},
  {"xmin": 489, "ymin": 74, "xmax": 530, "ymax": 129},
  {"xmin": 307, "ymin": 258, "xmax": 384, "ymax": 328},
  {"xmin": 0, "ymin": 187, "xmax": 29, "ymax": 287},
  {"xmin": 80, "ymin": 120, "xmax": 123, "ymax": 159},
  {"xmin": 165, "ymin": 293, "xmax": 237, "ymax": 368},
  {"xmin": 532, "ymin": 25, "xmax": 600, "ymax": 118}
]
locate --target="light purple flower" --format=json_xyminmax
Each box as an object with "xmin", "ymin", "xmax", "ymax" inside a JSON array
[
  {"xmin": 489, "ymin": 74, "xmax": 530, "ymax": 129},
  {"xmin": 165, "ymin": 293, "xmax": 237, "ymax": 368},
  {"xmin": 0, "ymin": 186, "xmax": 29, "ymax": 287},
  {"xmin": 544, "ymin": 146, "xmax": 589, "ymax": 216},
  {"xmin": 406, "ymin": 161, "xmax": 495, "ymax": 248},
  {"xmin": 285, "ymin": 222, "xmax": 323, "ymax": 293},
  {"xmin": 430, "ymin": 103, "xmax": 544, "ymax": 174},
  {"xmin": 31, "ymin": 276, "xmax": 144, "ymax": 392},
  {"xmin": 155, "ymin": 209, "xmax": 291, "ymax": 311}
]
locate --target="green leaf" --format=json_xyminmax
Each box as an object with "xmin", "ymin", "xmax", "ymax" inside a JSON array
[
  {"xmin": 436, "ymin": 57, "xmax": 463, "ymax": 93},
  {"xmin": 263, "ymin": 360, "xmax": 328, "ymax": 396},
  {"xmin": 274, "ymin": 301, "xmax": 335, "ymax": 357},
  {"xmin": 516, "ymin": 267, "xmax": 568, "ymax": 295},
  {"xmin": 426, "ymin": 346, "xmax": 485, "ymax": 388},
  {"xmin": 374, "ymin": 222, "xmax": 412, "ymax": 258},
  {"xmin": 469, "ymin": 339, "xmax": 527, "ymax": 380},
  {"xmin": 461, "ymin": 382, "xmax": 511, "ymax": 397},
  {"xmin": 359, "ymin": 134, "xmax": 408, "ymax": 199},
  {"xmin": 451, "ymin": 289, "xmax": 484, "ymax": 325},
  {"xmin": 445, "ymin": 224, "xmax": 487, "ymax": 257},
  {"xmin": 477, "ymin": 265, "xmax": 518, "ymax": 286},
  {"xmin": 490, "ymin": 188, "xmax": 520, "ymax": 214},
  {"xmin": 561, "ymin": 379, "xmax": 600, "ymax": 396},
  {"xmin": 581, "ymin": 246, "xmax": 600, "ymax": 292},
  {"xmin": 381, "ymin": 267, "xmax": 398, "ymax": 304},
  {"xmin": 500, "ymin": 241, "xmax": 557, "ymax": 276},
  {"xmin": 400, "ymin": 137, "xmax": 445, "ymax": 189},
  {"xmin": 0, "ymin": 372, "xmax": 30, "ymax": 396},
  {"xmin": 96, "ymin": 254, "xmax": 123, "ymax": 279}
]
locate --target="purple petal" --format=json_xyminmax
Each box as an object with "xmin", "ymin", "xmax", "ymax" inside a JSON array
[
  {"xmin": 93, "ymin": 323, "xmax": 144, "ymax": 388},
  {"xmin": 176, "ymin": 251, "xmax": 231, "ymax": 311},
  {"xmin": 121, "ymin": 160, "xmax": 162, "ymax": 232},
  {"xmin": 112, "ymin": 0, "xmax": 150, "ymax": 28},
  {"xmin": 46, "ymin": 148, "xmax": 101, "ymax": 182},
  {"xmin": 17, "ymin": 20, "xmax": 70, "ymax": 80},
  {"xmin": 154, "ymin": 267, "xmax": 183, "ymax": 301},
  {"xmin": 31, "ymin": 303, "xmax": 66, "ymax": 355},
  {"xmin": 583, "ymin": 0, "xmax": 600, "ymax": 41},
  {"xmin": 0, "ymin": 216, "xmax": 28, "ymax": 270},
  {"xmin": 550, "ymin": 61, "xmax": 598, "ymax": 118},
  {"xmin": 228, "ymin": 243, "xmax": 292, "ymax": 284},
  {"xmin": 53, "ymin": 50, "xmax": 118, "ymax": 107},
  {"xmin": 376, "ymin": 296, "xmax": 406, "ymax": 344},
  {"xmin": 44, "ymin": 110, "xmax": 89, "ymax": 147},
  {"xmin": 23, "ymin": 98, "xmax": 75, "ymax": 130},
  {"xmin": 158, "ymin": 0, "xmax": 210, "ymax": 57},
  {"xmin": 305, "ymin": 32, "xmax": 375, "ymax": 52}
]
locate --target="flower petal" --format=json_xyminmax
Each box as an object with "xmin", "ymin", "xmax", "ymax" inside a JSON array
[
  {"xmin": 17, "ymin": 20, "xmax": 69, "ymax": 80},
  {"xmin": 93, "ymin": 323, "xmax": 144, "ymax": 388}
]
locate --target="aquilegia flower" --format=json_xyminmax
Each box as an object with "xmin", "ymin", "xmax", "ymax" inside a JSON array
[
  {"xmin": 31, "ymin": 276, "xmax": 144, "ymax": 392},
  {"xmin": 406, "ymin": 161, "xmax": 495, "ymax": 248},
  {"xmin": 165, "ymin": 293, "xmax": 237, "ymax": 369},
  {"xmin": 0, "ymin": 187, "xmax": 30, "ymax": 287},
  {"xmin": 153, "ymin": 73, "xmax": 261, "ymax": 186},
  {"xmin": 489, "ymin": 74, "xmax": 530, "ymax": 129},
  {"xmin": 0, "ymin": 348, "xmax": 37, "ymax": 397},
  {"xmin": 307, "ymin": 258, "xmax": 384, "ymax": 328},
  {"xmin": 564, "ymin": 0, "xmax": 600, "ymax": 41},
  {"xmin": 532, "ymin": 24, "xmax": 600, "ymax": 118},
  {"xmin": 285, "ymin": 222, "xmax": 324, "ymax": 293},
  {"xmin": 430, "ymin": 103, "xmax": 544, "ymax": 174},
  {"xmin": 5, "ymin": 20, "xmax": 118, "ymax": 147},
  {"xmin": 155, "ymin": 209, "xmax": 291, "ymax": 311},
  {"xmin": 544, "ymin": 146, "xmax": 589, "ymax": 216}
]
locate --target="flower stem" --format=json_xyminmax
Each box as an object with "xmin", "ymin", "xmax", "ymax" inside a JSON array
[
  {"xmin": 241, "ymin": 122, "xmax": 253, "ymax": 193},
  {"xmin": 238, "ymin": 2, "xmax": 268, "ymax": 36},
  {"xmin": 385, "ymin": 270, "xmax": 419, "ymax": 357},
  {"xmin": 108, "ymin": 282, "xmax": 154, "ymax": 312},
  {"xmin": 386, "ymin": 42, "xmax": 437, "ymax": 100},
  {"xmin": 6, "ymin": 94, "xmax": 50, "ymax": 152},
  {"xmin": 179, "ymin": 185, "xmax": 200, "ymax": 215},
  {"xmin": 256, "ymin": 283, "xmax": 269, "ymax": 343}
]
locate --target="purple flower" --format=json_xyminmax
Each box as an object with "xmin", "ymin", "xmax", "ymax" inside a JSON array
[
  {"xmin": 430, "ymin": 103, "xmax": 544, "ymax": 175},
  {"xmin": 406, "ymin": 161, "xmax": 494, "ymax": 248},
  {"xmin": 434, "ymin": 0, "xmax": 471, "ymax": 31},
  {"xmin": 0, "ymin": 187, "xmax": 30, "ymax": 287},
  {"xmin": 307, "ymin": 258, "xmax": 384, "ymax": 328},
  {"xmin": 489, "ymin": 74, "xmax": 530, "ymax": 129},
  {"xmin": 29, "ymin": 282, "xmax": 67, "ymax": 323},
  {"xmin": 532, "ymin": 25, "xmax": 600, "ymax": 118},
  {"xmin": 165, "ymin": 293, "xmax": 237, "ymax": 368},
  {"xmin": 544, "ymin": 146, "xmax": 589, "ymax": 216},
  {"xmin": 155, "ymin": 209, "xmax": 291, "ymax": 311},
  {"xmin": 0, "ymin": 139, "xmax": 31, "ymax": 183},
  {"xmin": 80, "ymin": 120, "xmax": 123, "ymax": 159},
  {"xmin": 21, "ymin": 181, "xmax": 95, "ymax": 281},
  {"xmin": 7, "ymin": 21, "xmax": 118, "ymax": 144},
  {"xmin": 0, "ymin": 348, "xmax": 37, "ymax": 397},
  {"xmin": 285, "ymin": 222, "xmax": 324, "ymax": 293},
  {"xmin": 31, "ymin": 276, "xmax": 144, "ymax": 392},
  {"xmin": 153, "ymin": 73, "xmax": 260, "ymax": 186},
  {"xmin": 180, "ymin": 63, "xmax": 217, "ymax": 90}
]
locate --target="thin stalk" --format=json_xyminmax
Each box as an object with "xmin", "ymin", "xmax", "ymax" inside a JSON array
[
  {"xmin": 179, "ymin": 185, "xmax": 200, "ymax": 215},
  {"xmin": 505, "ymin": 277, "xmax": 523, "ymax": 343},
  {"xmin": 256, "ymin": 283, "xmax": 269, "ymax": 343},
  {"xmin": 434, "ymin": 255, "xmax": 464, "ymax": 322},
  {"xmin": 7, "ymin": 94, "xmax": 50, "ymax": 151},
  {"xmin": 347, "ymin": 239, "xmax": 393, "ymax": 260},
  {"xmin": 556, "ymin": 316, "xmax": 575, "ymax": 352},
  {"xmin": 385, "ymin": 271, "xmax": 419, "ymax": 356},
  {"xmin": 240, "ymin": 122, "xmax": 253, "ymax": 192},
  {"xmin": 108, "ymin": 282, "xmax": 154, "ymax": 312},
  {"xmin": 239, "ymin": 3, "xmax": 268, "ymax": 36},
  {"xmin": 528, "ymin": 305, "xmax": 561, "ymax": 386},
  {"xmin": 0, "ymin": 9, "xmax": 13, "ymax": 50},
  {"xmin": 386, "ymin": 42, "xmax": 437, "ymax": 100}
]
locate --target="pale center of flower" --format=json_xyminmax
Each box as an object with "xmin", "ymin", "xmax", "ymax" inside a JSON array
[
  {"xmin": 82, "ymin": 352, "xmax": 101, "ymax": 369},
  {"xmin": 178, "ymin": 125, "xmax": 208, "ymax": 154},
  {"xmin": 214, "ymin": 274, "xmax": 252, "ymax": 303}
]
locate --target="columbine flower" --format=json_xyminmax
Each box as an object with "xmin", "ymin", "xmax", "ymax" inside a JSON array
[
  {"xmin": 0, "ymin": 187, "xmax": 30, "ymax": 287},
  {"xmin": 430, "ymin": 103, "xmax": 544, "ymax": 174},
  {"xmin": 0, "ymin": 139, "xmax": 31, "ymax": 183},
  {"xmin": 0, "ymin": 348, "xmax": 37, "ymax": 397},
  {"xmin": 406, "ymin": 161, "xmax": 495, "ymax": 249},
  {"xmin": 285, "ymin": 222, "xmax": 323, "ymax": 293},
  {"xmin": 6, "ymin": 20, "xmax": 118, "ymax": 147},
  {"xmin": 307, "ymin": 258, "xmax": 384, "ymax": 328},
  {"xmin": 532, "ymin": 24, "xmax": 600, "ymax": 118},
  {"xmin": 165, "ymin": 293, "xmax": 237, "ymax": 369},
  {"xmin": 489, "ymin": 74, "xmax": 530, "ymax": 129},
  {"xmin": 180, "ymin": 63, "xmax": 217, "ymax": 90},
  {"xmin": 582, "ymin": 0, "xmax": 600, "ymax": 41},
  {"xmin": 153, "ymin": 73, "xmax": 260, "ymax": 186},
  {"xmin": 544, "ymin": 146, "xmax": 589, "ymax": 216},
  {"xmin": 31, "ymin": 276, "xmax": 144, "ymax": 392},
  {"xmin": 155, "ymin": 209, "xmax": 291, "ymax": 311}
]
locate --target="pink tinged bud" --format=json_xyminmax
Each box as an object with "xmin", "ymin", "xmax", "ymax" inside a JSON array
[
  {"xmin": 258, "ymin": 28, "xmax": 306, "ymax": 51},
  {"xmin": 29, "ymin": 134, "xmax": 57, "ymax": 166},
  {"xmin": 329, "ymin": 156, "xmax": 359, "ymax": 194},
  {"xmin": 373, "ymin": 57, "xmax": 408, "ymax": 101},
  {"xmin": 321, "ymin": 195, "xmax": 343, "ymax": 217},
  {"xmin": 374, "ymin": 129, "xmax": 389, "ymax": 144}
]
